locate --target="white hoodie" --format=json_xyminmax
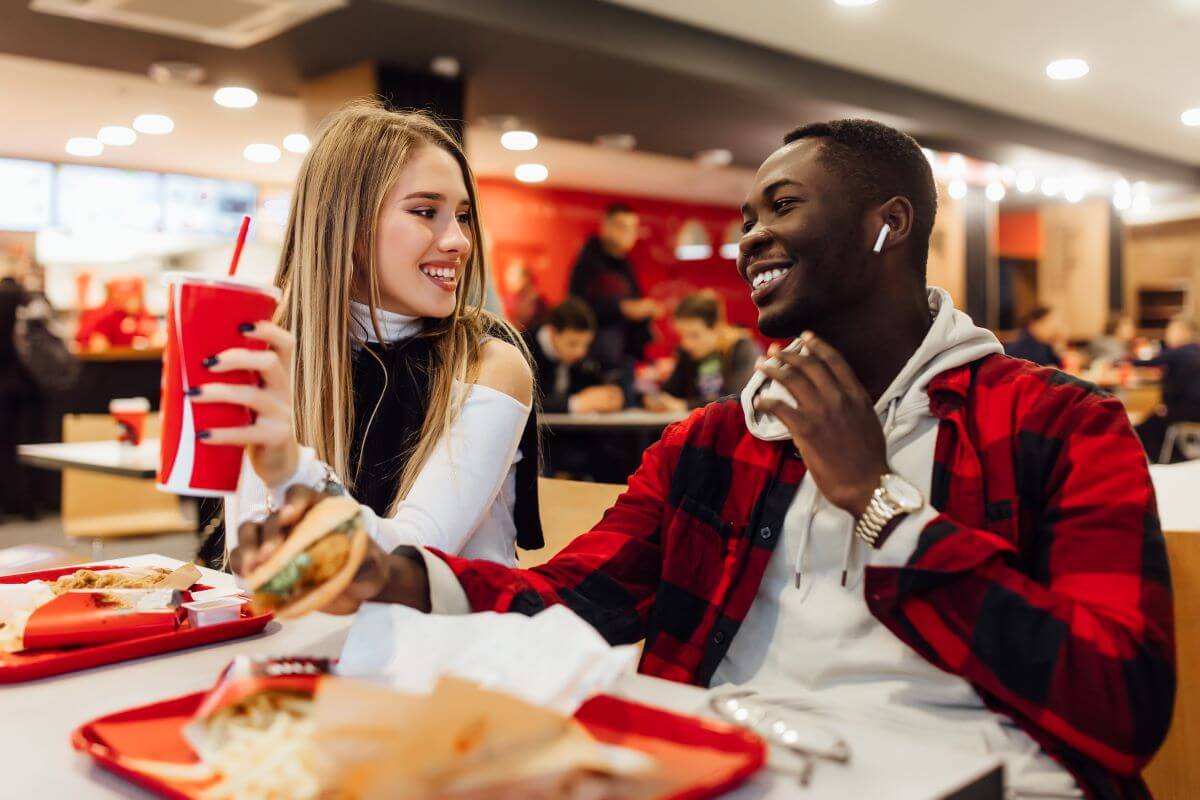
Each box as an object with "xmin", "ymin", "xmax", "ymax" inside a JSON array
[{"xmin": 717, "ymin": 288, "xmax": 1080, "ymax": 799}]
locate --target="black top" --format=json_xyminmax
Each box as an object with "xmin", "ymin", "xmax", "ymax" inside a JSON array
[
  {"xmin": 661, "ymin": 337, "xmax": 762, "ymax": 409},
  {"xmin": 568, "ymin": 235, "xmax": 651, "ymax": 368},
  {"xmin": 1004, "ymin": 330, "xmax": 1063, "ymax": 368},
  {"xmin": 522, "ymin": 327, "xmax": 608, "ymax": 414},
  {"xmin": 348, "ymin": 335, "xmax": 544, "ymax": 551},
  {"xmin": 1144, "ymin": 342, "xmax": 1200, "ymax": 419}
]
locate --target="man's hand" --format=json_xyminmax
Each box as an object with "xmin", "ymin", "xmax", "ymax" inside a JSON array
[
  {"xmin": 572, "ymin": 384, "xmax": 625, "ymax": 413},
  {"xmin": 619, "ymin": 298, "xmax": 664, "ymax": 322},
  {"xmin": 754, "ymin": 333, "xmax": 888, "ymax": 518},
  {"xmin": 229, "ymin": 485, "xmax": 432, "ymax": 615},
  {"xmin": 644, "ymin": 392, "xmax": 687, "ymax": 413}
]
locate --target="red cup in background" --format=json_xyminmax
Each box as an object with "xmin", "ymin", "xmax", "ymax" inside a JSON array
[
  {"xmin": 157, "ymin": 273, "xmax": 280, "ymax": 496},
  {"xmin": 109, "ymin": 397, "xmax": 150, "ymax": 446}
]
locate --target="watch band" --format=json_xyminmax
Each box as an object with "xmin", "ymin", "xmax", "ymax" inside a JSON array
[{"xmin": 854, "ymin": 475, "xmax": 907, "ymax": 548}]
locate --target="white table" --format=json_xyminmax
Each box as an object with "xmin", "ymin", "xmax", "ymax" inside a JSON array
[
  {"xmin": 1150, "ymin": 459, "xmax": 1200, "ymax": 533},
  {"xmin": 18, "ymin": 439, "xmax": 161, "ymax": 480},
  {"xmin": 0, "ymin": 555, "xmax": 1001, "ymax": 799},
  {"xmin": 541, "ymin": 409, "xmax": 689, "ymax": 431}
]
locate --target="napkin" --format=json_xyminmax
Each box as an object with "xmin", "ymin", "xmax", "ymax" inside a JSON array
[{"xmin": 337, "ymin": 604, "xmax": 639, "ymax": 714}]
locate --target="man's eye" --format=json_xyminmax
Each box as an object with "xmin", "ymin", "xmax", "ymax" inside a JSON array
[
  {"xmin": 773, "ymin": 197, "xmax": 797, "ymax": 212},
  {"xmin": 741, "ymin": 220, "xmax": 755, "ymax": 234}
]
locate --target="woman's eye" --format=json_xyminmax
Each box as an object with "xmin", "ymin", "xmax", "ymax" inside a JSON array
[
  {"xmin": 409, "ymin": 207, "xmax": 436, "ymax": 219},
  {"xmin": 455, "ymin": 212, "xmax": 472, "ymax": 225}
]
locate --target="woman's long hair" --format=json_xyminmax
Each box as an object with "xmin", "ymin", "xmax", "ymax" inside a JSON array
[{"xmin": 275, "ymin": 99, "xmax": 523, "ymax": 514}]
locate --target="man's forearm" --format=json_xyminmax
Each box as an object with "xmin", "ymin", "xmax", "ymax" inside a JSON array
[{"xmin": 374, "ymin": 547, "xmax": 432, "ymax": 612}]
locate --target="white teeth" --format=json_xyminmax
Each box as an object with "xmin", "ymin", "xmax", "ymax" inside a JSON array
[
  {"xmin": 752, "ymin": 267, "xmax": 790, "ymax": 290},
  {"xmin": 422, "ymin": 266, "xmax": 456, "ymax": 281}
]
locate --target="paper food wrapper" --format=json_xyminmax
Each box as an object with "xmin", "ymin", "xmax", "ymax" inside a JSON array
[
  {"xmin": 0, "ymin": 564, "xmax": 200, "ymax": 652},
  {"xmin": 312, "ymin": 675, "xmax": 666, "ymax": 800},
  {"xmin": 337, "ymin": 604, "xmax": 639, "ymax": 715}
]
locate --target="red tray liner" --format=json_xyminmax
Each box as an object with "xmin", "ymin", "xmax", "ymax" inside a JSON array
[
  {"xmin": 72, "ymin": 683, "xmax": 766, "ymax": 800},
  {"xmin": 0, "ymin": 565, "xmax": 272, "ymax": 683}
]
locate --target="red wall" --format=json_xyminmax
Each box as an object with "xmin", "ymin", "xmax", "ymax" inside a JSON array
[
  {"xmin": 997, "ymin": 209, "xmax": 1042, "ymax": 260},
  {"xmin": 477, "ymin": 179, "xmax": 761, "ymax": 359}
]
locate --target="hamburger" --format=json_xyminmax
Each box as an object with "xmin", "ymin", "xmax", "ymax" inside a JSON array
[{"xmin": 244, "ymin": 496, "xmax": 369, "ymax": 619}]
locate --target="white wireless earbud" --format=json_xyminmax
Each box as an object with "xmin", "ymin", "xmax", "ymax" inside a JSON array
[{"xmin": 872, "ymin": 223, "xmax": 890, "ymax": 254}]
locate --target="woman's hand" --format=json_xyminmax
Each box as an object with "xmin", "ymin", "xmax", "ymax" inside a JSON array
[{"xmin": 190, "ymin": 321, "xmax": 300, "ymax": 488}]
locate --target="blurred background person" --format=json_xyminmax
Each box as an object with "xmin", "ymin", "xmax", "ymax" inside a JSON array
[
  {"xmin": 1136, "ymin": 315, "xmax": 1200, "ymax": 462},
  {"xmin": 74, "ymin": 276, "xmax": 158, "ymax": 351},
  {"xmin": 568, "ymin": 203, "xmax": 663, "ymax": 372},
  {"xmin": 1004, "ymin": 305, "xmax": 1063, "ymax": 368},
  {"xmin": 525, "ymin": 297, "xmax": 623, "ymax": 414},
  {"xmin": 502, "ymin": 259, "xmax": 548, "ymax": 332},
  {"xmin": 645, "ymin": 291, "xmax": 760, "ymax": 411},
  {"xmin": 1091, "ymin": 313, "xmax": 1138, "ymax": 365}
]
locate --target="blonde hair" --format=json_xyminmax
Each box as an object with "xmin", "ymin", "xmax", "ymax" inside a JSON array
[{"xmin": 275, "ymin": 99, "xmax": 518, "ymax": 513}]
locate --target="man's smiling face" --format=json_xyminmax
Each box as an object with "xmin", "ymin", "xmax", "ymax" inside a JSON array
[{"xmin": 737, "ymin": 138, "xmax": 876, "ymax": 339}]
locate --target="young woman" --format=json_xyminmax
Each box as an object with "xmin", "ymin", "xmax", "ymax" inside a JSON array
[
  {"xmin": 644, "ymin": 292, "xmax": 761, "ymax": 411},
  {"xmin": 196, "ymin": 101, "xmax": 542, "ymax": 568}
]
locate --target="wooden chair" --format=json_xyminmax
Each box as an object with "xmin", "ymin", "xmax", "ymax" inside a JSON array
[
  {"xmin": 61, "ymin": 414, "xmax": 194, "ymax": 557},
  {"xmin": 1143, "ymin": 529, "xmax": 1200, "ymax": 800},
  {"xmin": 519, "ymin": 478, "xmax": 627, "ymax": 568}
]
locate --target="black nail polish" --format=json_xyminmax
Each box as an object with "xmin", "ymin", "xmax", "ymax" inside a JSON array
[
  {"xmin": 237, "ymin": 322, "xmax": 255, "ymax": 333},
  {"xmin": 201, "ymin": 355, "xmax": 218, "ymax": 368},
  {"xmin": 196, "ymin": 430, "xmax": 211, "ymax": 440},
  {"xmin": 185, "ymin": 387, "xmax": 201, "ymax": 397}
]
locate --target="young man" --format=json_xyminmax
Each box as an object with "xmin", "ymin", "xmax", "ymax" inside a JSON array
[
  {"xmin": 237, "ymin": 121, "xmax": 1173, "ymax": 799},
  {"xmin": 1137, "ymin": 314, "xmax": 1200, "ymax": 461},
  {"xmin": 1005, "ymin": 305, "xmax": 1064, "ymax": 367},
  {"xmin": 524, "ymin": 298, "xmax": 624, "ymax": 415},
  {"xmin": 568, "ymin": 203, "xmax": 663, "ymax": 370}
]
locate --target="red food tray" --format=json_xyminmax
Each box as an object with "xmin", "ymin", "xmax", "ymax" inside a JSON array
[
  {"xmin": 72, "ymin": 684, "xmax": 766, "ymax": 800},
  {"xmin": 0, "ymin": 565, "xmax": 273, "ymax": 683}
]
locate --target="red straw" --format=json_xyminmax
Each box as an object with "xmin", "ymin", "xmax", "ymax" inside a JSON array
[{"xmin": 227, "ymin": 215, "xmax": 251, "ymax": 277}]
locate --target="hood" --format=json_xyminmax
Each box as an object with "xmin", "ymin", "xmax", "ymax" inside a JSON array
[{"xmin": 741, "ymin": 287, "xmax": 1002, "ymax": 443}]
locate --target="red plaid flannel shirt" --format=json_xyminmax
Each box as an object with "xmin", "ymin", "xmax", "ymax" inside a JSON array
[{"xmin": 432, "ymin": 355, "xmax": 1175, "ymax": 799}]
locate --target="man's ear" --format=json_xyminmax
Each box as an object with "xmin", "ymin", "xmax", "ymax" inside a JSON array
[{"xmin": 872, "ymin": 196, "xmax": 915, "ymax": 252}]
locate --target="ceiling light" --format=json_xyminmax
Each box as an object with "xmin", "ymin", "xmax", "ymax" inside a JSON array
[
  {"xmin": 147, "ymin": 60, "xmax": 205, "ymax": 87},
  {"xmin": 1016, "ymin": 171, "xmax": 1036, "ymax": 193},
  {"xmin": 243, "ymin": 143, "xmax": 281, "ymax": 163},
  {"xmin": 500, "ymin": 130, "xmax": 538, "ymax": 151},
  {"xmin": 430, "ymin": 56, "xmax": 461, "ymax": 79},
  {"xmin": 696, "ymin": 148, "xmax": 733, "ymax": 167},
  {"xmin": 1181, "ymin": 108, "xmax": 1200, "ymax": 127},
  {"xmin": 214, "ymin": 86, "xmax": 258, "ymax": 109},
  {"xmin": 947, "ymin": 153, "xmax": 966, "ymax": 176},
  {"xmin": 133, "ymin": 114, "xmax": 174, "ymax": 135},
  {"xmin": 65, "ymin": 137, "xmax": 103, "ymax": 157},
  {"xmin": 1064, "ymin": 187, "xmax": 1083, "ymax": 203},
  {"xmin": 594, "ymin": 133, "xmax": 636, "ymax": 150},
  {"xmin": 1132, "ymin": 182, "xmax": 1151, "ymax": 213},
  {"xmin": 1040, "ymin": 177, "xmax": 1061, "ymax": 197},
  {"xmin": 834, "ymin": 0, "xmax": 879, "ymax": 6},
  {"xmin": 514, "ymin": 163, "xmax": 549, "ymax": 183},
  {"xmin": 1000, "ymin": 165, "xmax": 1017, "ymax": 184},
  {"xmin": 282, "ymin": 133, "xmax": 310, "ymax": 153},
  {"xmin": 1046, "ymin": 58, "xmax": 1089, "ymax": 81},
  {"xmin": 97, "ymin": 126, "xmax": 136, "ymax": 146},
  {"xmin": 719, "ymin": 243, "xmax": 739, "ymax": 260},
  {"xmin": 1113, "ymin": 179, "xmax": 1132, "ymax": 211},
  {"xmin": 985, "ymin": 182, "xmax": 1006, "ymax": 202},
  {"xmin": 948, "ymin": 178, "xmax": 968, "ymax": 200}
]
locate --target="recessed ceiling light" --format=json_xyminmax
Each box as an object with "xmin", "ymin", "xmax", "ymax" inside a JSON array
[
  {"xmin": 97, "ymin": 126, "xmax": 136, "ymax": 146},
  {"xmin": 1041, "ymin": 177, "xmax": 1061, "ymax": 197},
  {"xmin": 133, "ymin": 114, "xmax": 174, "ymax": 135},
  {"xmin": 514, "ymin": 163, "xmax": 549, "ymax": 183},
  {"xmin": 244, "ymin": 143, "xmax": 281, "ymax": 163},
  {"xmin": 594, "ymin": 133, "xmax": 636, "ymax": 150},
  {"xmin": 985, "ymin": 182, "xmax": 1006, "ymax": 202},
  {"xmin": 834, "ymin": 0, "xmax": 878, "ymax": 6},
  {"xmin": 1046, "ymin": 58, "xmax": 1089, "ymax": 81},
  {"xmin": 948, "ymin": 178, "xmax": 968, "ymax": 200},
  {"xmin": 500, "ymin": 130, "xmax": 538, "ymax": 151},
  {"xmin": 214, "ymin": 86, "xmax": 258, "ymax": 109},
  {"xmin": 1064, "ymin": 184, "xmax": 1084, "ymax": 203},
  {"xmin": 695, "ymin": 148, "xmax": 733, "ymax": 167},
  {"xmin": 947, "ymin": 153, "xmax": 966, "ymax": 175},
  {"xmin": 65, "ymin": 137, "xmax": 103, "ymax": 157},
  {"xmin": 430, "ymin": 56, "xmax": 461, "ymax": 79},
  {"xmin": 1181, "ymin": 108, "xmax": 1200, "ymax": 127},
  {"xmin": 282, "ymin": 133, "xmax": 310, "ymax": 153},
  {"xmin": 1016, "ymin": 171, "xmax": 1036, "ymax": 193},
  {"xmin": 1113, "ymin": 178, "xmax": 1132, "ymax": 211}
]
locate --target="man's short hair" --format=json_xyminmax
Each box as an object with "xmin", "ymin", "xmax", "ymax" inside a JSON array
[
  {"xmin": 1026, "ymin": 305, "xmax": 1054, "ymax": 327},
  {"xmin": 783, "ymin": 119, "xmax": 937, "ymax": 280},
  {"xmin": 547, "ymin": 297, "xmax": 596, "ymax": 332},
  {"xmin": 605, "ymin": 202, "xmax": 635, "ymax": 219},
  {"xmin": 673, "ymin": 291, "xmax": 723, "ymax": 328}
]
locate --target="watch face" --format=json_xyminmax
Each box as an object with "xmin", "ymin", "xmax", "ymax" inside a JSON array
[{"xmin": 882, "ymin": 474, "xmax": 924, "ymax": 511}]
